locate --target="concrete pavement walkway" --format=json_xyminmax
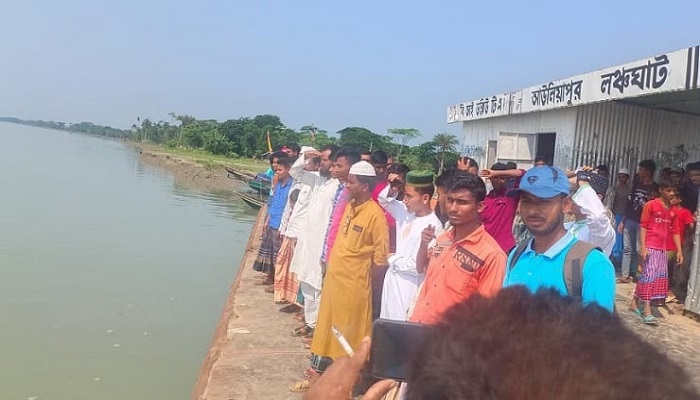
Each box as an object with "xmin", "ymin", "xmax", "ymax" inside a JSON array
[
  {"xmin": 192, "ymin": 208, "xmax": 700, "ymax": 399},
  {"xmin": 193, "ymin": 207, "xmax": 309, "ymax": 400}
]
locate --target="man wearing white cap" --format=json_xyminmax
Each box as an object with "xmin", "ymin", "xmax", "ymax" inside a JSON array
[
  {"xmin": 308, "ymin": 161, "xmax": 389, "ymax": 375},
  {"xmin": 611, "ymin": 168, "xmax": 631, "ymax": 269}
]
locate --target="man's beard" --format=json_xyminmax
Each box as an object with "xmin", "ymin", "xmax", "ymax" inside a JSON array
[
  {"xmin": 529, "ymin": 213, "xmax": 564, "ymax": 236},
  {"xmin": 320, "ymin": 168, "xmax": 331, "ymax": 178}
]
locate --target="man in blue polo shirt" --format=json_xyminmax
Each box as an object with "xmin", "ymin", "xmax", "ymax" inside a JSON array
[{"xmin": 503, "ymin": 166, "xmax": 616, "ymax": 311}]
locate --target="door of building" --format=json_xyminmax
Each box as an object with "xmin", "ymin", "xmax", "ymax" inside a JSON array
[{"xmin": 535, "ymin": 132, "xmax": 556, "ymax": 166}]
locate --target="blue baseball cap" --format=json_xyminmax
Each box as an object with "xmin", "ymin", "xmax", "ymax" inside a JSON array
[{"xmin": 509, "ymin": 166, "xmax": 570, "ymax": 198}]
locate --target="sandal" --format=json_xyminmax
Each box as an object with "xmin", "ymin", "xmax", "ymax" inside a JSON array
[
  {"xmin": 291, "ymin": 325, "xmax": 313, "ymax": 337},
  {"xmin": 642, "ymin": 314, "xmax": 658, "ymax": 325},
  {"xmin": 279, "ymin": 304, "xmax": 301, "ymax": 313},
  {"xmin": 302, "ymin": 368, "xmax": 319, "ymax": 379},
  {"xmin": 289, "ymin": 379, "xmax": 311, "ymax": 392},
  {"xmin": 302, "ymin": 337, "xmax": 313, "ymax": 344},
  {"xmin": 616, "ymin": 277, "xmax": 632, "ymax": 284},
  {"xmin": 629, "ymin": 308, "xmax": 642, "ymax": 316}
]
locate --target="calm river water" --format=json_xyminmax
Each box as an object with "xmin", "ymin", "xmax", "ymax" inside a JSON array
[{"xmin": 0, "ymin": 123, "xmax": 257, "ymax": 399}]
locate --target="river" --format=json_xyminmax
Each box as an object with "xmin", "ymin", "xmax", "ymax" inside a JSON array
[{"xmin": 0, "ymin": 123, "xmax": 257, "ymax": 399}]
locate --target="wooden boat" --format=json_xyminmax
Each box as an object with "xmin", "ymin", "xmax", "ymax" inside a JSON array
[
  {"xmin": 225, "ymin": 166, "xmax": 257, "ymax": 182},
  {"xmin": 248, "ymin": 180, "xmax": 271, "ymax": 193},
  {"xmin": 237, "ymin": 193, "xmax": 266, "ymax": 210},
  {"xmin": 246, "ymin": 173, "xmax": 272, "ymax": 193}
]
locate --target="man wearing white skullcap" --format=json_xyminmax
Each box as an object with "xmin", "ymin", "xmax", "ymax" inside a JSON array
[{"xmin": 308, "ymin": 160, "xmax": 390, "ymax": 374}]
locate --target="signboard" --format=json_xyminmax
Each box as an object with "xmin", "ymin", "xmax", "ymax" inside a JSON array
[{"xmin": 448, "ymin": 46, "xmax": 700, "ymax": 123}]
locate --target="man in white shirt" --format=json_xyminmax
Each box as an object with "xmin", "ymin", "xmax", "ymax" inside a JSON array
[
  {"xmin": 288, "ymin": 145, "xmax": 341, "ymax": 335},
  {"xmin": 565, "ymin": 170, "xmax": 616, "ymax": 256},
  {"xmin": 378, "ymin": 170, "xmax": 443, "ymax": 320}
]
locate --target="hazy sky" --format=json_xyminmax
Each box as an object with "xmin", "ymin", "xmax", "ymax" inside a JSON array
[{"xmin": 1, "ymin": 0, "xmax": 698, "ymax": 142}]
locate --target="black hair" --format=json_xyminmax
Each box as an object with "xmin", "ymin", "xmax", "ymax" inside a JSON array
[
  {"xmin": 277, "ymin": 156, "xmax": 293, "ymax": 169},
  {"xmin": 446, "ymin": 173, "xmax": 487, "ymax": 202},
  {"xmin": 658, "ymin": 178, "xmax": 676, "ymax": 189},
  {"xmin": 269, "ymin": 150, "xmax": 288, "ymax": 165},
  {"xmin": 321, "ymin": 144, "xmax": 339, "ymax": 154},
  {"xmin": 405, "ymin": 287, "xmax": 697, "ymax": 400},
  {"xmin": 370, "ymin": 150, "xmax": 389, "ymax": 165},
  {"xmin": 411, "ymin": 183, "xmax": 435, "ymax": 199},
  {"xmin": 288, "ymin": 143, "xmax": 301, "ymax": 154},
  {"xmin": 360, "ymin": 151, "xmax": 371, "ymax": 157},
  {"xmin": 356, "ymin": 175, "xmax": 378, "ymax": 193},
  {"xmin": 333, "ymin": 148, "xmax": 361, "ymax": 165},
  {"xmin": 457, "ymin": 156, "xmax": 479, "ymax": 170},
  {"xmin": 435, "ymin": 167, "xmax": 468, "ymax": 188},
  {"xmin": 491, "ymin": 162, "xmax": 507, "ymax": 171},
  {"xmin": 639, "ymin": 159, "xmax": 657, "ymax": 174},
  {"xmin": 505, "ymin": 161, "xmax": 517, "ymax": 170},
  {"xmin": 534, "ymin": 156, "xmax": 547, "ymax": 164},
  {"xmin": 596, "ymin": 164, "xmax": 609, "ymax": 174},
  {"xmin": 686, "ymin": 161, "xmax": 700, "ymax": 172},
  {"xmin": 387, "ymin": 163, "xmax": 410, "ymax": 176},
  {"xmin": 289, "ymin": 188, "xmax": 301, "ymax": 204}
]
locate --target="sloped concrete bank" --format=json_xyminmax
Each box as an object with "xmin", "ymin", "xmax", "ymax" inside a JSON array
[{"xmin": 192, "ymin": 206, "xmax": 309, "ymax": 400}]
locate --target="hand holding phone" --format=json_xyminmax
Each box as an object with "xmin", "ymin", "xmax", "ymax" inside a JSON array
[
  {"xmin": 370, "ymin": 319, "xmax": 432, "ymax": 382},
  {"xmin": 303, "ymin": 337, "xmax": 397, "ymax": 400}
]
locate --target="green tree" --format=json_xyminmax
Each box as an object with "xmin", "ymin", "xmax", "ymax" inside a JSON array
[
  {"xmin": 432, "ymin": 133, "xmax": 460, "ymax": 173},
  {"xmin": 297, "ymin": 125, "xmax": 336, "ymax": 147},
  {"xmin": 387, "ymin": 128, "xmax": 420, "ymax": 161},
  {"xmin": 337, "ymin": 127, "xmax": 390, "ymax": 152}
]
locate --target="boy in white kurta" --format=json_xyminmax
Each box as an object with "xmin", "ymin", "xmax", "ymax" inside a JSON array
[{"xmin": 378, "ymin": 170, "xmax": 443, "ymax": 320}]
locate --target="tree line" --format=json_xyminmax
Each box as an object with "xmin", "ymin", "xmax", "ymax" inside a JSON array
[
  {"xmin": 0, "ymin": 116, "xmax": 130, "ymax": 138},
  {"xmin": 0, "ymin": 113, "xmax": 463, "ymax": 171},
  {"xmin": 130, "ymin": 114, "xmax": 462, "ymax": 171}
]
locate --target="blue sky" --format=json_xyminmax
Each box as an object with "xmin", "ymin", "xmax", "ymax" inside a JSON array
[{"xmin": 1, "ymin": 0, "xmax": 698, "ymax": 143}]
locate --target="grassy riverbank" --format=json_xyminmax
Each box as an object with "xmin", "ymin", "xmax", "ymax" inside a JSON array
[{"xmin": 132, "ymin": 142, "xmax": 269, "ymax": 173}]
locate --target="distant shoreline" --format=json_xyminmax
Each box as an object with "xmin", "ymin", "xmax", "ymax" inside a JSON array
[{"xmin": 0, "ymin": 116, "xmax": 130, "ymax": 138}]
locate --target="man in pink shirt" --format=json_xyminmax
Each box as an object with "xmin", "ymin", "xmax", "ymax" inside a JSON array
[
  {"xmin": 479, "ymin": 163, "xmax": 525, "ymax": 252},
  {"xmin": 321, "ymin": 149, "xmax": 360, "ymax": 265}
]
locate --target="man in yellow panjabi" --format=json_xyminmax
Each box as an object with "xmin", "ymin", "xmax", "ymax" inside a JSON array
[{"xmin": 309, "ymin": 160, "xmax": 389, "ymax": 374}]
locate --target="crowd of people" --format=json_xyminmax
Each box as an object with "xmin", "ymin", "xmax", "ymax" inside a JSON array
[{"xmin": 248, "ymin": 143, "xmax": 699, "ymax": 396}]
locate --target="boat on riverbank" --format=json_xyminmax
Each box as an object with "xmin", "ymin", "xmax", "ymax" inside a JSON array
[
  {"xmin": 224, "ymin": 166, "xmax": 257, "ymax": 182},
  {"xmin": 245, "ymin": 173, "xmax": 272, "ymax": 194},
  {"xmin": 237, "ymin": 193, "xmax": 265, "ymax": 210},
  {"xmin": 225, "ymin": 166, "xmax": 271, "ymax": 194}
]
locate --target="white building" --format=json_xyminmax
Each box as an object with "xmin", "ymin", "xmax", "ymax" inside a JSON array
[{"xmin": 448, "ymin": 45, "xmax": 700, "ymax": 175}]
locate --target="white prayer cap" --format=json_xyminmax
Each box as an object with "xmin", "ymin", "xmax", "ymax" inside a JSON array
[
  {"xmin": 349, "ymin": 161, "xmax": 376, "ymax": 177},
  {"xmin": 618, "ymin": 167, "xmax": 630, "ymax": 176}
]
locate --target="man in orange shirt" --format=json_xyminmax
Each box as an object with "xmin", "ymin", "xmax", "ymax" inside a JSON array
[{"xmin": 410, "ymin": 173, "xmax": 506, "ymax": 324}]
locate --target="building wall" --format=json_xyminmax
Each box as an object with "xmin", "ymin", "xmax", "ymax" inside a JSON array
[
  {"xmin": 462, "ymin": 101, "xmax": 700, "ymax": 176},
  {"xmin": 573, "ymin": 102, "xmax": 700, "ymax": 179},
  {"xmin": 461, "ymin": 107, "xmax": 578, "ymax": 168}
]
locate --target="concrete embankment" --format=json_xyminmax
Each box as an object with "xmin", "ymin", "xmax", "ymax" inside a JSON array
[{"xmin": 192, "ymin": 206, "xmax": 309, "ymax": 400}]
